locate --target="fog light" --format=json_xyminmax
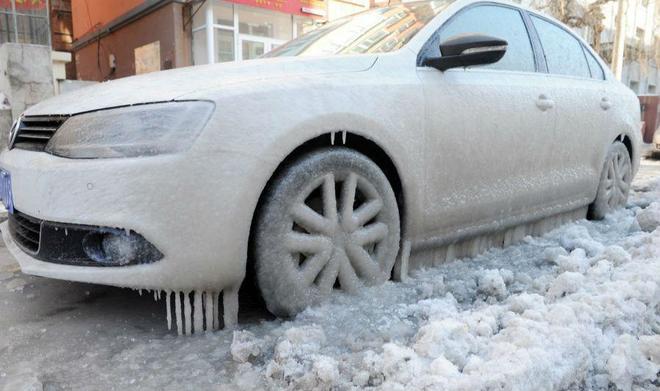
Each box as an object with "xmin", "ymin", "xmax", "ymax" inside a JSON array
[{"xmin": 82, "ymin": 230, "xmax": 163, "ymax": 266}]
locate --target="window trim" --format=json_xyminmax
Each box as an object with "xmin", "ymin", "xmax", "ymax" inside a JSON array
[
  {"xmin": 416, "ymin": 2, "xmax": 541, "ymax": 73},
  {"xmin": 581, "ymin": 43, "xmax": 606, "ymax": 80}
]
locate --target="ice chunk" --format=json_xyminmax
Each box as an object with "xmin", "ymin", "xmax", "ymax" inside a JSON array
[
  {"xmin": 477, "ymin": 269, "xmax": 507, "ymax": 299},
  {"xmin": 231, "ymin": 330, "xmax": 262, "ymax": 363},
  {"xmin": 606, "ymin": 334, "xmax": 660, "ymax": 391},
  {"xmin": 546, "ymin": 272, "xmax": 585, "ymax": 300},
  {"xmin": 636, "ymin": 202, "xmax": 660, "ymax": 232}
]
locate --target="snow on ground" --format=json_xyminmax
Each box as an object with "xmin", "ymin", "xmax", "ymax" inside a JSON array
[{"xmin": 1, "ymin": 169, "xmax": 660, "ymax": 391}]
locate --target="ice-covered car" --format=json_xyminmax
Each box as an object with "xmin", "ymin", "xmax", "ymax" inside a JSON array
[{"xmin": 0, "ymin": 0, "xmax": 641, "ymax": 333}]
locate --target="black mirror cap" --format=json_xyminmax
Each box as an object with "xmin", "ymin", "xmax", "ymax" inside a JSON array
[{"xmin": 423, "ymin": 33, "xmax": 508, "ymax": 71}]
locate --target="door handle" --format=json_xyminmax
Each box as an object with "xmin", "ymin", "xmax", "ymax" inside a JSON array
[
  {"xmin": 600, "ymin": 97, "xmax": 612, "ymax": 111},
  {"xmin": 536, "ymin": 94, "xmax": 555, "ymax": 111}
]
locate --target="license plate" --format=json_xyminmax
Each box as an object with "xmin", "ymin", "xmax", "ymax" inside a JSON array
[{"xmin": 0, "ymin": 169, "xmax": 14, "ymax": 214}]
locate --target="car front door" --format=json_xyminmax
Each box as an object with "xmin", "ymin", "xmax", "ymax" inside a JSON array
[{"xmin": 417, "ymin": 4, "xmax": 558, "ymax": 240}]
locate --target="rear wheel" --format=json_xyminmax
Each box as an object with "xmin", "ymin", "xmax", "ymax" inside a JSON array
[
  {"xmin": 589, "ymin": 141, "xmax": 632, "ymax": 220},
  {"xmin": 254, "ymin": 148, "xmax": 400, "ymax": 317}
]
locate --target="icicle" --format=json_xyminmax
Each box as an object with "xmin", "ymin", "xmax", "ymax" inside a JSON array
[
  {"xmin": 138, "ymin": 289, "xmax": 142, "ymax": 296},
  {"xmin": 165, "ymin": 291, "xmax": 172, "ymax": 331},
  {"xmin": 184, "ymin": 292, "xmax": 192, "ymax": 335},
  {"xmin": 223, "ymin": 287, "xmax": 239, "ymax": 329},
  {"xmin": 213, "ymin": 292, "xmax": 220, "ymax": 330},
  {"xmin": 193, "ymin": 291, "xmax": 203, "ymax": 334},
  {"xmin": 204, "ymin": 291, "xmax": 214, "ymax": 332},
  {"xmin": 175, "ymin": 292, "xmax": 183, "ymax": 336},
  {"xmin": 330, "ymin": 131, "xmax": 335, "ymax": 145},
  {"xmin": 153, "ymin": 290, "xmax": 158, "ymax": 301}
]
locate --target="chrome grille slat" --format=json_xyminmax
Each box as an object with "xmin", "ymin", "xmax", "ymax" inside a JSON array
[
  {"xmin": 19, "ymin": 126, "xmax": 58, "ymax": 132},
  {"xmin": 8, "ymin": 210, "xmax": 42, "ymax": 253},
  {"xmin": 13, "ymin": 214, "xmax": 41, "ymax": 234},
  {"xmin": 11, "ymin": 115, "xmax": 68, "ymax": 152},
  {"xmin": 17, "ymin": 133, "xmax": 53, "ymax": 140}
]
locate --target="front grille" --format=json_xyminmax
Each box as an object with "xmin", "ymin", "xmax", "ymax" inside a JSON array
[
  {"xmin": 8, "ymin": 210, "xmax": 42, "ymax": 253},
  {"xmin": 12, "ymin": 116, "xmax": 68, "ymax": 152}
]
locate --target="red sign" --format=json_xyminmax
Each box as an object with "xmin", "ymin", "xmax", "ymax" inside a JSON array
[
  {"xmin": 0, "ymin": 0, "xmax": 47, "ymax": 10},
  {"xmin": 228, "ymin": 0, "xmax": 325, "ymax": 17}
]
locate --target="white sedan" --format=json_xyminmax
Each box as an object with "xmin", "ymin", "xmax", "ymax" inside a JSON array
[{"xmin": 0, "ymin": 0, "xmax": 641, "ymax": 333}]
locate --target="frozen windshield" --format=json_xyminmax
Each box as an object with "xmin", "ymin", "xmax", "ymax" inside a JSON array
[{"xmin": 265, "ymin": 0, "xmax": 454, "ymax": 57}]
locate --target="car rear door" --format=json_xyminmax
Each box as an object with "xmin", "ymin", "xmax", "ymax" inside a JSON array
[
  {"xmin": 529, "ymin": 14, "xmax": 612, "ymax": 204},
  {"xmin": 417, "ymin": 4, "xmax": 559, "ymax": 237}
]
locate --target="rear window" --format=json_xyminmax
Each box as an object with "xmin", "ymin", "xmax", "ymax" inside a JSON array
[{"xmin": 531, "ymin": 15, "xmax": 590, "ymax": 78}]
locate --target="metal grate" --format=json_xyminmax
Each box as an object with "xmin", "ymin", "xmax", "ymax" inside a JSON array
[
  {"xmin": 8, "ymin": 210, "xmax": 42, "ymax": 253},
  {"xmin": 12, "ymin": 116, "xmax": 68, "ymax": 152}
]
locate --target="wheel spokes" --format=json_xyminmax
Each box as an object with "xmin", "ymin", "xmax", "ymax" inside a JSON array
[
  {"xmin": 291, "ymin": 203, "xmax": 331, "ymax": 235},
  {"xmin": 345, "ymin": 243, "xmax": 384, "ymax": 281},
  {"xmin": 351, "ymin": 222, "xmax": 388, "ymax": 246},
  {"xmin": 340, "ymin": 172, "xmax": 358, "ymax": 224},
  {"xmin": 285, "ymin": 232, "xmax": 331, "ymax": 254},
  {"xmin": 287, "ymin": 170, "xmax": 392, "ymax": 295},
  {"xmin": 353, "ymin": 199, "xmax": 383, "ymax": 228},
  {"xmin": 316, "ymin": 255, "xmax": 340, "ymax": 295},
  {"xmin": 322, "ymin": 174, "xmax": 338, "ymax": 223},
  {"xmin": 300, "ymin": 248, "xmax": 332, "ymax": 286},
  {"xmin": 336, "ymin": 250, "xmax": 361, "ymax": 292}
]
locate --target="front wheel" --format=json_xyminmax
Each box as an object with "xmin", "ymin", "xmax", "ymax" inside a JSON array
[
  {"xmin": 254, "ymin": 148, "xmax": 400, "ymax": 317},
  {"xmin": 588, "ymin": 141, "xmax": 632, "ymax": 220}
]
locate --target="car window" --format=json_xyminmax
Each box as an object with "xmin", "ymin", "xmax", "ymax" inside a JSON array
[
  {"xmin": 531, "ymin": 15, "xmax": 590, "ymax": 78},
  {"xmin": 583, "ymin": 46, "xmax": 605, "ymax": 80},
  {"xmin": 438, "ymin": 5, "xmax": 535, "ymax": 72}
]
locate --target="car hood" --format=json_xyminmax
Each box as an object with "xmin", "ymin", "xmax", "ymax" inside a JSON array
[{"xmin": 25, "ymin": 55, "xmax": 378, "ymax": 116}]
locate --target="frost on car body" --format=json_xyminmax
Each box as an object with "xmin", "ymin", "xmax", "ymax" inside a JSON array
[{"xmin": 0, "ymin": 0, "xmax": 642, "ymax": 332}]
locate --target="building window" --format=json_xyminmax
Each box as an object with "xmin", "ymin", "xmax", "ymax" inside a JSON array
[
  {"xmin": 0, "ymin": 0, "xmax": 49, "ymax": 46},
  {"xmin": 629, "ymin": 80, "xmax": 639, "ymax": 93},
  {"xmin": 192, "ymin": 0, "xmax": 314, "ymax": 65}
]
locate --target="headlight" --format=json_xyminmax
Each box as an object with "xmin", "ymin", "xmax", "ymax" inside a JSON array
[{"xmin": 45, "ymin": 101, "xmax": 214, "ymax": 159}]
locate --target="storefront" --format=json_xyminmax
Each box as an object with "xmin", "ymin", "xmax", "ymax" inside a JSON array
[{"xmin": 191, "ymin": 0, "xmax": 325, "ymax": 65}]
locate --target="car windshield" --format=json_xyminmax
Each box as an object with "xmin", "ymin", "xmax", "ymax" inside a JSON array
[{"xmin": 265, "ymin": 0, "xmax": 454, "ymax": 58}]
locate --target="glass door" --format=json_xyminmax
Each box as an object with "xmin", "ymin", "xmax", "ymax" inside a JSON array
[{"xmin": 240, "ymin": 38, "xmax": 266, "ymax": 60}]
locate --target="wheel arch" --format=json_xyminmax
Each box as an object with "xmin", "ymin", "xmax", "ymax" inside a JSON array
[
  {"xmin": 617, "ymin": 133, "xmax": 633, "ymax": 161},
  {"xmin": 249, "ymin": 131, "xmax": 407, "ymax": 243},
  {"xmin": 243, "ymin": 132, "xmax": 408, "ymax": 297}
]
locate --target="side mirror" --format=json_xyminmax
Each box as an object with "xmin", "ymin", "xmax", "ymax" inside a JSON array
[{"xmin": 423, "ymin": 33, "xmax": 508, "ymax": 71}]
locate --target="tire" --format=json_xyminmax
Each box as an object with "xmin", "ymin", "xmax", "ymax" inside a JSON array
[
  {"xmin": 254, "ymin": 147, "xmax": 400, "ymax": 317},
  {"xmin": 588, "ymin": 141, "xmax": 633, "ymax": 220}
]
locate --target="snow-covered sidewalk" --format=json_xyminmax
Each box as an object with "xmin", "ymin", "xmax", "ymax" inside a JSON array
[{"xmin": 1, "ymin": 171, "xmax": 659, "ymax": 391}]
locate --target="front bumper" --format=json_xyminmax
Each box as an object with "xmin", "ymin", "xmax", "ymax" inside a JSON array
[{"xmin": 0, "ymin": 148, "xmax": 263, "ymax": 291}]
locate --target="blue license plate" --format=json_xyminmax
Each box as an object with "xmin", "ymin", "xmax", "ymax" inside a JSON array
[{"xmin": 0, "ymin": 169, "xmax": 14, "ymax": 214}]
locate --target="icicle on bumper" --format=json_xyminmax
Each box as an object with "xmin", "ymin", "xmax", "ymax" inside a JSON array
[{"xmin": 145, "ymin": 287, "xmax": 239, "ymax": 335}]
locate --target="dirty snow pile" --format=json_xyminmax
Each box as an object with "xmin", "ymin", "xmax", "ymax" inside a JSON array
[{"xmin": 223, "ymin": 180, "xmax": 660, "ymax": 391}]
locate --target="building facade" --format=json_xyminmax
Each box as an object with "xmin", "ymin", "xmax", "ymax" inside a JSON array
[
  {"xmin": 0, "ymin": 0, "xmax": 51, "ymax": 45},
  {"xmin": 71, "ymin": 0, "xmax": 192, "ymax": 81},
  {"xmin": 598, "ymin": 0, "xmax": 658, "ymax": 94},
  {"xmin": 190, "ymin": 0, "xmax": 319, "ymax": 65},
  {"xmin": 70, "ymin": 0, "xmax": 369, "ymax": 80}
]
